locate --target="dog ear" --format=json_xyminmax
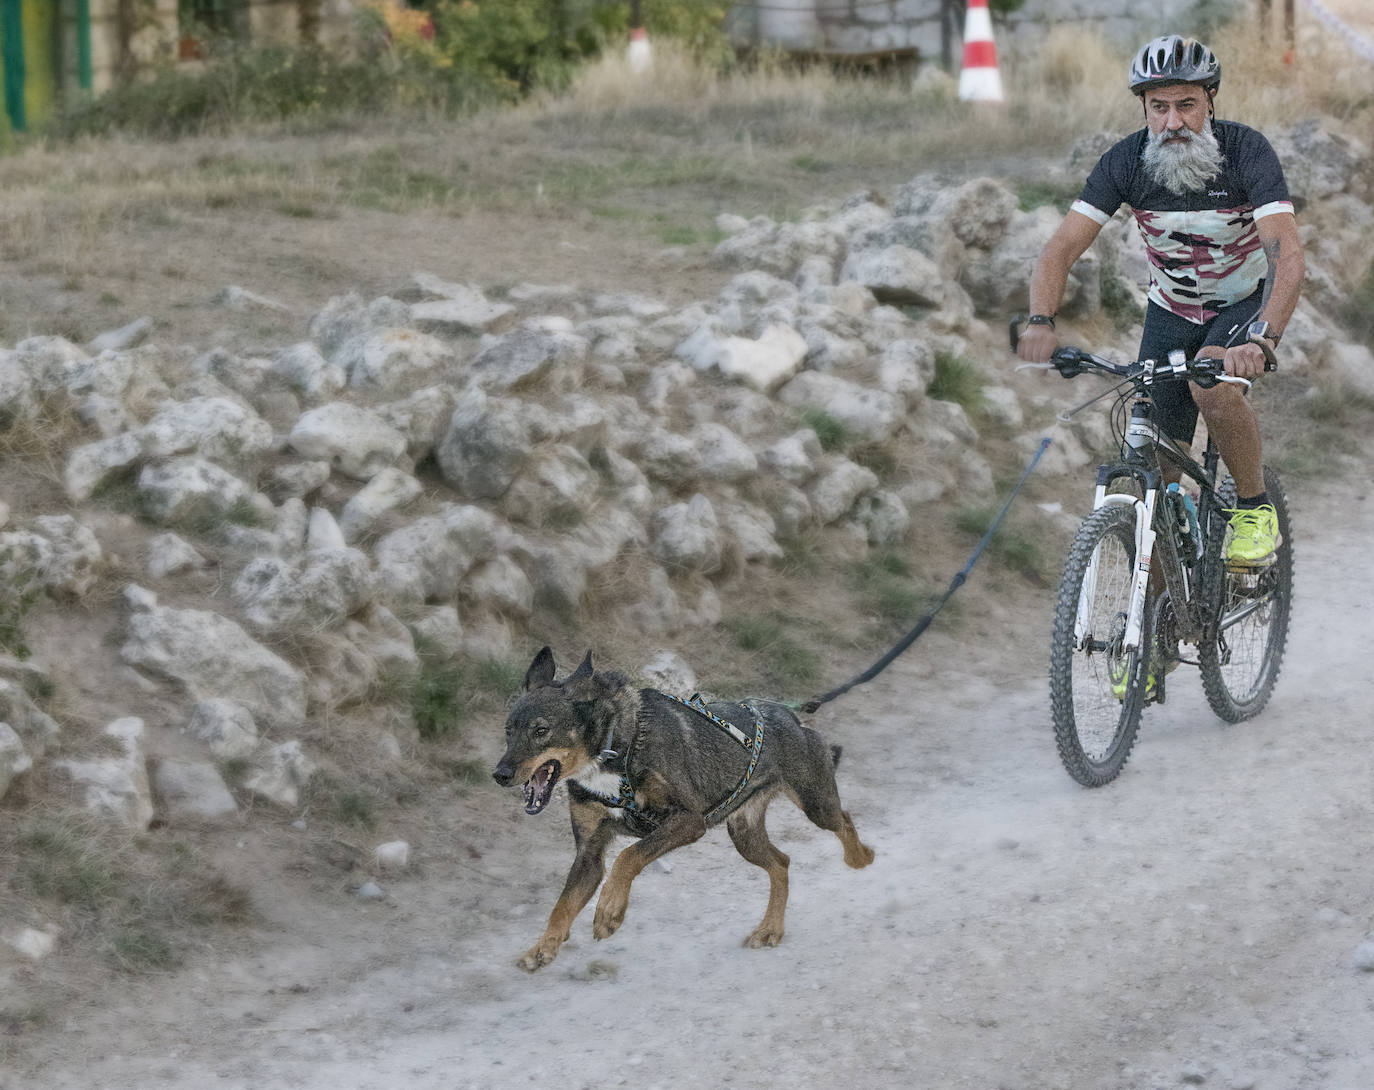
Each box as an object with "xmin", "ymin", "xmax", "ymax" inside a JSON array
[
  {"xmin": 566, "ymin": 650, "xmax": 594, "ymax": 684},
  {"xmin": 523, "ymin": 646, "xmax": 556, "ymax": 691}
]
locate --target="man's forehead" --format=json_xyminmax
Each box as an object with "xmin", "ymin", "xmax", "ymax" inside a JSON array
[{"xmin": 1143, "ymin": 84, "xmax": 1207, "ymax": 106}]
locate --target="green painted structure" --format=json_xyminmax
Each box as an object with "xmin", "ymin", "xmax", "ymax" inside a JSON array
[{"xmin": 1, "ymin": 0, "xmax": 93, "ymax": 133}]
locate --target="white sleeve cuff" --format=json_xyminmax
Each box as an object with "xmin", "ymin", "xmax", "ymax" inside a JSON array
[
  {"xmin": 1253, "ymin": 200, "xmax": 1295, "ymax": 220},
  {"xmin": 1070, "ymin": 200, "xmax": 1111, "ymax": 226}
]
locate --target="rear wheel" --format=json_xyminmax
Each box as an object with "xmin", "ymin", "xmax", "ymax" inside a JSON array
[
  {"xmin": 1049, "ymin": 503, "xmax": 1150, "ymax": 787},
  {"xmin": 1199, "ymin": 466, "xmax": 1293, "ymax": 722}
]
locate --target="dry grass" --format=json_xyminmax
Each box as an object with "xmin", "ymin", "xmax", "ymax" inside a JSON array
[{"xmin": 1, "ymin": 28, "xmax": 1367, "ymax": 312}]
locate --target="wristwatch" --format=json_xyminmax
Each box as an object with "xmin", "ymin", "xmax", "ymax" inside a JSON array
[
  {"xmin": 1247, "ymin": 319, "xmax": 1279, "ymax": 346},
  {"xmin": 1026, "ymin": 314, "xmax": 1056, "ymax": 329}
]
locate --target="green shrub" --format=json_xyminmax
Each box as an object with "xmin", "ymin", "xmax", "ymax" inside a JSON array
[
  {"xmin": 1017, "ymin": 178, "xmax": 1078, "ymax": 213},
  {"xmin": 801, "ymin": 409, "xmax": 848, "ymax": 452},
  {"xmin": 928, "ymin": 352, "xmax": 986, "ymax": 414},
  {"xmin": 1101, "ymin": 271, "xmax": 1145, "ymax": 331},
  {"xmin": 412, "ymin": 654, "xmax": 524, "ymax": 740},
  {"xmin": 54, "ymin": 44, "xmax": 492, "ymax": 140}
]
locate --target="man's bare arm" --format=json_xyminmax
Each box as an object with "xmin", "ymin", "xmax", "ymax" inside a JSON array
[
  {"xmin": 1254, "ymin": 212, "xmax": 1305, "ymax": 337},
  {"xmin": 1017, "ymin": 210, "xmax": 1104, "ymax": 362}
]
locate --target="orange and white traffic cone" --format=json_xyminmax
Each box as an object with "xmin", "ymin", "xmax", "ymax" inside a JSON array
[
  {"xmin": 628, "ymin": 26, "xmax": 652, "ymax": 74},
  {"xmin": 957, "ymin": 0, "xmax": 1003, "ymax": 103}
]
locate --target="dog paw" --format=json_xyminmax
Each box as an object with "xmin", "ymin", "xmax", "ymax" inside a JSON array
[
  {"xmin": 845, "ymin": 842, "xmax": 876, "ymax": 869},
  {"xmin": 592, "ymin": 893, "xmax": 627, "ymax": 940},
  {"xmin": 743, "ymin": 925, "xmax": 784, "ymax": 949},
  {"xmin": 516, "ymin": 943, "xmax": 558, "ymax": 972}
]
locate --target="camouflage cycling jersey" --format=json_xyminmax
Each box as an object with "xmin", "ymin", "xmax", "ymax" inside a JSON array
[{"xmin": 1071, "ymin": 120, "xmax": 1294, "ymax": 325}]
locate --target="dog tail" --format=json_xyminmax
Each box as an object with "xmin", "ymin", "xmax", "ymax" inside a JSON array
[{"xmin": 830, "ymin": 744, "xmax": 843, "ymax": 768}]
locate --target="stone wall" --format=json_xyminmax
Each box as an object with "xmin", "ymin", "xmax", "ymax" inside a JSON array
[{"xmin": 729, "ymin": 0, "xmax": 1209, "ymax": 59}]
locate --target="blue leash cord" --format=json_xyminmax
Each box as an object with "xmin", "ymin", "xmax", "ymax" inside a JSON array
[{"xmin": 800, "ymin": 436, "xmax": 1053, "ymax": 714}]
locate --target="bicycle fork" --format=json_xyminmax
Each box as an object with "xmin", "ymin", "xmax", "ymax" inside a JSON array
[{"xmin": 1075, "ymin": 487, "xmax": 1158, "ymax": 655}]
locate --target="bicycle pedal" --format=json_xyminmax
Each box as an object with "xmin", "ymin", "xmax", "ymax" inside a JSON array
[{"xmin": 1225, "ymin": 555, "xmax": 1276, "ymax": 574}]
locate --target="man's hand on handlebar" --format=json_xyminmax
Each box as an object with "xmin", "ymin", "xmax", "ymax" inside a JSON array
[
  {"xmin": 1223, "ymin": 341, "xmax": 1269, "ymax": 380},
  {"xmin": 1016, "ymin": 323, "xmax": 1059, "ymax": 364}
]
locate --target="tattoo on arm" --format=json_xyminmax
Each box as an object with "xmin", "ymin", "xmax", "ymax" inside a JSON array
[{"xmin": 1260, "ymin": 236, "xmax": 1281, "ymax": 310}]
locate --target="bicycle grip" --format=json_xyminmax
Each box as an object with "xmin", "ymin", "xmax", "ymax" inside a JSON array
[
  {"xmin": 1248, "ymin": 331, "xmax": 1278, "ymax": 372},
  {"xmin": 1008, "ymin": 314, "xmax": 1022, "ymax": 353}
]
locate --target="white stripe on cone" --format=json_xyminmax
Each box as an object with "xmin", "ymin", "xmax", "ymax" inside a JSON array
[
  {"xmin": 958, "ymin": 0, "xmax": 1004, "ymax": 103},
  {"xmin": 628, "ymin": 27, "xmax": 651, "ymax": 74}
]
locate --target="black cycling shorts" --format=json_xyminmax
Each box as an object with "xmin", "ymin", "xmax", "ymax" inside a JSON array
[{"xmin": 1136, "ymin": 283, "xmax": 1265, "ymax": 442}]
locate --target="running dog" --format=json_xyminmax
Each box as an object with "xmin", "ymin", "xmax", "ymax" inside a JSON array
[{"xmin": 491, "ymin": 646, "xmax": 875, "ymax": 972}]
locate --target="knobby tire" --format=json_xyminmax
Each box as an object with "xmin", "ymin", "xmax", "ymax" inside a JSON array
[
  {"xmin": 1050, "ymin": 503, "xmax": 1150, "ymax": 787},
  {"xmin": 1198, "ymin": 466, "xmax": 1294, "ymax": 722}
]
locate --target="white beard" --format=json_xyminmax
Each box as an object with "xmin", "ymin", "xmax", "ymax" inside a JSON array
[{"xmin": 1141, "ymin": 121, "xmax": 1226, "ymax": 196}]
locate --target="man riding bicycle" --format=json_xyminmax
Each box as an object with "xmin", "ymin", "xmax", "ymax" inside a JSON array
[{"xmin": 1016, "ymin": 34, "xmax": 1306, "ymax": 567}]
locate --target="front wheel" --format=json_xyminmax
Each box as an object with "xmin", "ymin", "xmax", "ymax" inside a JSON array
[
  {"xmin": 1049, "ymin": 503, "xmax": 1150, "ymax": 787},
  {"xmin": 1198, "ymin": 466, "xmax": 1293, "ymax": 722}
]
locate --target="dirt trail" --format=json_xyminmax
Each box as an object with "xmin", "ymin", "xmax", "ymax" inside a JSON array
[{"xmin": 13, "ymin": 474, "xmax": 1372, "ymax": 1090}]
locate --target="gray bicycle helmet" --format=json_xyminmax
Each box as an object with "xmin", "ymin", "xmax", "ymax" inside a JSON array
[{"xmin": 1128, "ymin": 35, "xmax": 1221, "ymax": 94}]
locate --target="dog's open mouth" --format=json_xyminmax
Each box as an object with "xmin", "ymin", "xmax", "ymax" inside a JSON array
[{"xmin": 523, "ymin": 760, "xmax": 561, "ymax": 815}]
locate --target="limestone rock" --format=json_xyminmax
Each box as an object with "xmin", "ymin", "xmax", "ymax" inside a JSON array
[
  {"xmin": 289, "ymin": 402, "xmax": 409, "ymax": 481},
  {"xmin": 0, "ymin": 678, "xmax": 60, "ymax": 760},
  {"xmin": 0, "ymin": 723, "xmax": 33, "ymax": 801},
  {"xmin": 0, "ymin": 514, "xmax": 103, "ymax": 598},
  {"xmin": 152, "ymin": 759, "xmax": 238, "ymax": 820},
  {"xmin": 674, "ymin": 320, "xmax": 808, "ymax": 392},
  {"xmin": 808, "ymin": 457, "xmax": 879, "ymax": 525},
  {"xmin": 652, "ymin": 495, "xmax": 722, "ymax": 575},
  {"xmin": 146, "ymin": 532, "xmax": 209, "ymax": 578},
  {"xmin": 121, "ymin": 588, "xmax": 306, "ymax": 733},
  {"xmin": 436, "ymin": 388, "xmax": 532, "ymax": 500},
  {"xmin": 471, "ymin": 327, "xmax": 588, "ymax": 392},
  {"xmin": 778, "ymin": 372, "xmax": 904, "ymax": 443},
  {"xmin": 640, "ymin": 650, "xmax": 698, "ymax": 696},
  {"xmin": 340, "ymin": 467, "xmax": 424, "ymax": 543},
  {"xmin": 840, "ymin": 245, "xmax": 945, "ymax": 308},
  {"xmin": 271, "ymin": 342, "xmax": 346, "ymax": 404},
  {"xmin": 231, "ymin": 546, "xmax": 375, "ymax": 635},
  {"xmin": 336, "ymin": 328, "xmax": 452, "ymax": 391},
  {"xmin": 136, "ymin": 457, "xmax": 254, "ymax": 526},
  {"xmin": 55, "ymin": 717, "xmax": 154, "ymax": 829},
  {"xmin": 188, "ymin": 699, "xmax": 259, "ymax": 760},
  {"xmin": 373, "ymin": 504, "xmax": 507, "ymax": 604},
  {"xmin": 139, "ymin": 396, "xmax": 274, "ymax": 464},
  {"xmin": 244, "ymin": 740, "xmax": 316, "ymax": 809}
]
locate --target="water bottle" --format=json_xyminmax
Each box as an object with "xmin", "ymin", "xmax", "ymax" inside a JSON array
[{"xmin": 1166, "ymin": 483, "xmax": 1201, "ymax": 560}]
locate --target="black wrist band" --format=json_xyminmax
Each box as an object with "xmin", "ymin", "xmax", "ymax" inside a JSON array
[{"xmin": 1027, "ymin": 314, "xmax": 1056, "ymax": 329}]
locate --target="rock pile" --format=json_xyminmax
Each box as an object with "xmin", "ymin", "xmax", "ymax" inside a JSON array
[{"xmin": 2, "ymin": 120, "xmax": 1370, "ymax": 835}]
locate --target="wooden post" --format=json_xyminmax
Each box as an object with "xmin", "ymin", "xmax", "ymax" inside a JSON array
[
  {"xmin": 941, "ymin": 0, "xmax": 953, "ymax": 72},
  {"xmin": 298, "ymin": 0, "xmax": 321, "ymax": 45}
]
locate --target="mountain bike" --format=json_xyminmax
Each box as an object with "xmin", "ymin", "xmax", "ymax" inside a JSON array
[{"xmin": 1012, "ymin": 329, "xmax": 1294, "ymax": 787}]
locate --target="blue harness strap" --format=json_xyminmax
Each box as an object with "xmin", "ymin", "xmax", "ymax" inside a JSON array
[{"xmin": 579, "ymin": 695, "xmax": 766, "ymax": 825}]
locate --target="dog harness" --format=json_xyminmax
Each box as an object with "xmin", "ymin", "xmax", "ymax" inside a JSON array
[{"xmin": 579, "ymin": 694, "xmax": 766, "ymax": 826}]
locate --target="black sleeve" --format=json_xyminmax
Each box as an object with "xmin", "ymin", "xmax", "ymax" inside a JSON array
[
  {"xmin": 1076, "ymin": 134, "xmax": 1139, "ymax": 220},
  {"xmin": 1232, "ymin": 126, "xmax": 1292, "ymax": 210}
]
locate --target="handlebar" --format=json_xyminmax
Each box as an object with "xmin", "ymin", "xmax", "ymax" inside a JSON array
[{"xmin": 1008, "ymin": 314, "xmax": 1269, "ymax": 391}]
